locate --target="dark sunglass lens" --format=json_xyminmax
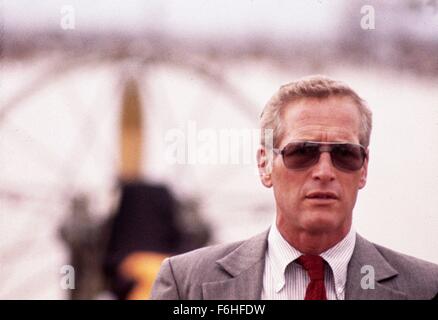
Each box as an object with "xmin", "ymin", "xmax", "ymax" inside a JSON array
[
  {"xmin": 282, "ymin": 142, "xmax": 320, "ymax": 169},
  {"xmin": 332, "ymin": 144, "xmax": 364, "ymax": 171}
]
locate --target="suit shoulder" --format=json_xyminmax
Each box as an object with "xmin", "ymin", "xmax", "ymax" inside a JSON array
[
  {"xmin": 168, "ymin": 231, "xmax": 267, "ymax": 282},
  {"xmin": 150, "ymin": 240, "xmax": 246, "ymax": 300},
  {"xmin": 168, "ymin": 238, "xmax": 246, "ymax": 273},
  {"xmin": 373, "ymin": 242, "xmax": 438, "ymax": 298},
  {"xmin": 373, "ymin": 243, "xmax": 438, "ymax": 275}
]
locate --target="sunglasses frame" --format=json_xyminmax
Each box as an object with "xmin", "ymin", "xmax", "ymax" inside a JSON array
[{"xmin": 271, "ymin": 141, "xmax": 368, "ymax": 172}]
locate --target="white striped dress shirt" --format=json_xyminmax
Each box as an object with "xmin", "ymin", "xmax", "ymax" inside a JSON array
[{"xmin": 261, "ymin": 223, "xmax": 356, "ymax": 300}]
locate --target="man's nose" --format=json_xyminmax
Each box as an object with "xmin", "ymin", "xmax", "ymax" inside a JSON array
[{"xmin": 311, "ymin": 152, "xmax": 336, "ymax": 182}]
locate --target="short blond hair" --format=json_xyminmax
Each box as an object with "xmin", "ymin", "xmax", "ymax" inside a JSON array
[{"xmin": 260, "ymin": 75, "xmax": 372, "ymax": 148}]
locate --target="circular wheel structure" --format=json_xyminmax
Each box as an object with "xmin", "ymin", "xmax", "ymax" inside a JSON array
[{"xmin": 0, "ymin": 37, "xmax": 276, "ymax": 298}]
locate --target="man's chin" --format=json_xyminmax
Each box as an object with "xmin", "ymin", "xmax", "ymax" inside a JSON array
[{"xmin": 300, "ymin": 212, "xmax": 343, "ymax": 234}]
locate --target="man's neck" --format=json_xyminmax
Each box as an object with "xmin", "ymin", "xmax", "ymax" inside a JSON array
[{"xmin": 276, "ymin": 223, "xmax": 351, "ymax": 255}]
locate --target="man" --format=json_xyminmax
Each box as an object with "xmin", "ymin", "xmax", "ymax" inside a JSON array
[{"xmin": 151, "ymin": 75, "xmax": 438, "ymax": 300}]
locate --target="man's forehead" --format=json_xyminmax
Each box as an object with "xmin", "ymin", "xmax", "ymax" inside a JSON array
[
  {"xmin": 288, "ymin": 124, "xmax": 357, "ymax": 137},
  {"xmin": 280, "ymin": 97, "xmax": 361, "ymax": 142},
  {"xmin": 284, "ymin": 96, "xmax": 360, "ymax": 118}
]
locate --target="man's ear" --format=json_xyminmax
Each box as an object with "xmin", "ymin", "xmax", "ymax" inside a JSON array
[
  {"xmin": 358, "ymin": 150, "xmax": 369, "ymax": 189},
  {"xmin": 257, "ymin": 147, "xmax": 273, "ymax": 188}
]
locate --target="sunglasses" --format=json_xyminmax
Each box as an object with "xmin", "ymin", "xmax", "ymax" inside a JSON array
[{"xmin": 272, "ymin": 141, "xmax": 367, "ymax": 172}]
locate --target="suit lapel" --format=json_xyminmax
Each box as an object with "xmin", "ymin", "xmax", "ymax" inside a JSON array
[
  {"xmin": 345, "ymin": 234, "xmax": 407, "ymax": 300},
  {"xmin": 202, "ymin": 231, "xmax": 269, "ymax": 300},
  {"xmin": 202, "ymin": 231, "xmax": 409, "ymax": 299}
]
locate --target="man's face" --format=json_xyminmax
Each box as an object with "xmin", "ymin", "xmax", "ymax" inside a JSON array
[{"xmin": 259, "ymin": 96, "xmax": 368, "ymax": 237}]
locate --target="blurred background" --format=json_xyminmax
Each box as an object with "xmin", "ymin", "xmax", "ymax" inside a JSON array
[{"xmin": 1, "ymin": 0, "xmax": 438, "ymax": 299}]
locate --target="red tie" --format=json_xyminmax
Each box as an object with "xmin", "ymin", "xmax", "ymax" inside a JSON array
[{"xmin": 297, "ymin": 255, "xmax": 327, "ymax": 300}]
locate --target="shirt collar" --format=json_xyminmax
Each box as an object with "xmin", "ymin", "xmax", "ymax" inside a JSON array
[
  {"xmin": 320, "ymin": 226, "xmax": 356, "ymax": 296},
  {"xmin": 267, "ymin": 222, "xmax": 302, "ymax": 292},
  {"xmin": 266, "ymin": 222, "xmax": 356, "ymax": 295}
]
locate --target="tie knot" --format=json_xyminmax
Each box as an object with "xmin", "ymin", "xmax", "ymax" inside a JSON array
[{"xmin": 297, "ymin": 255, "xmax": 325, "ymax": 281}]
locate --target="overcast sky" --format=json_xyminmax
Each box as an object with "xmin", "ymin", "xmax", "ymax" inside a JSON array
[
  {"xmin": 4, "ymin": 0, "xmax": 438, "ymax": 42},
  {"xmin": 2, "ymin": 0, "xmax": 345, "ymax": 39}
]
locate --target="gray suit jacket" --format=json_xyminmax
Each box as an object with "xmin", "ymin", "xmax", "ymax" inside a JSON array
[{"xmin": 150, "ymin": 231, "xmax": 438, "ymax": 300}]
